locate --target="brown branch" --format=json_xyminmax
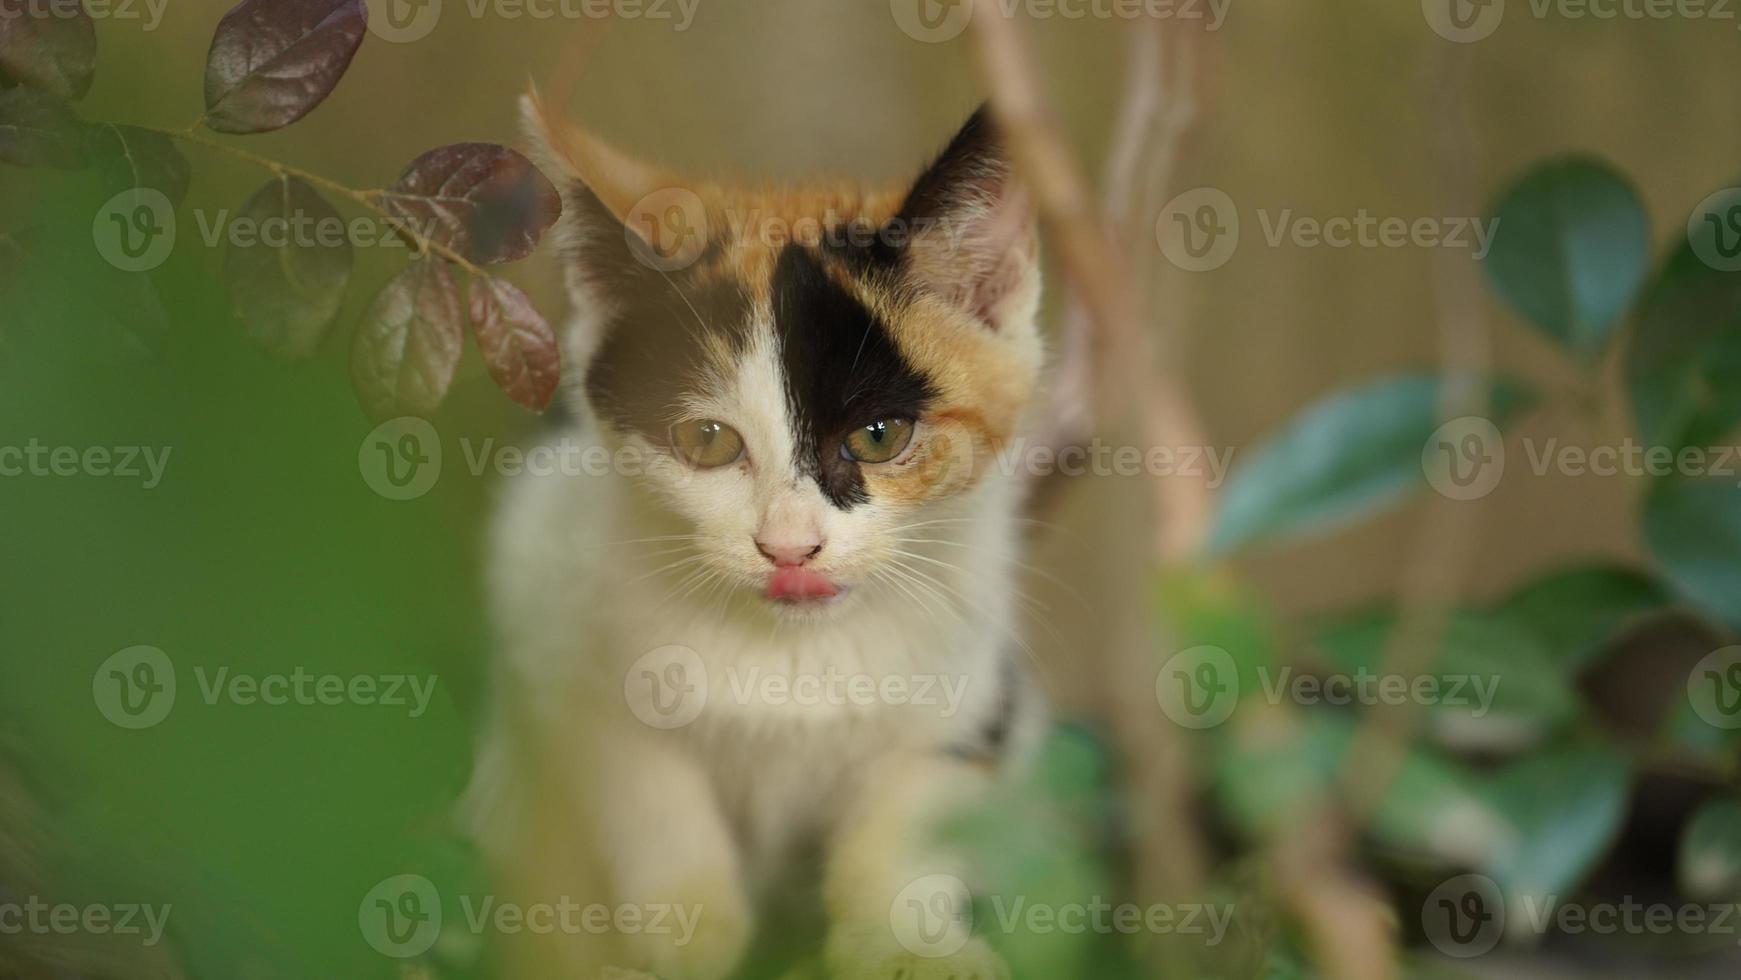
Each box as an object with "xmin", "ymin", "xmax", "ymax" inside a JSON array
[{"xmin": 964, "ymin": 10, "xmax": 1221, "ymax": 974}]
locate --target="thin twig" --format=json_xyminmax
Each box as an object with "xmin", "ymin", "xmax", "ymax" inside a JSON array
[
  {"xmin": 161, "ymin": 127, "xmax": 488, "ymax": 278},
  {"xmin": 1339, "ymin": 38, "xmax": 1493, "ymax": 830}
]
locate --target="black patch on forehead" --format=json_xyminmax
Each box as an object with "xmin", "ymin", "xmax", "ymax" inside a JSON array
[
  {"xmin": 579, "ymin": 187, "xmax": 752, "ymax": 440},
  {"xmin": 771, "ymin": 244, "xmax": 935, "ymax": 509}
]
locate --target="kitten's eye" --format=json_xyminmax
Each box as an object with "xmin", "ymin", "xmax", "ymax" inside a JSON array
[
  {"xmin": 670, "ymin": 420, "xmax": 745, "ymax": 468},
  {"xmin": 842, "ymin": 418, "xmax": 915, "ymax": 464}
]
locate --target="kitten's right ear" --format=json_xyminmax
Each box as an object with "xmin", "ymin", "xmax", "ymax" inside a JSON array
[
  {"xmin": 894, "ymin": 106, "xmax": 1038, "ymax": 334},
  {"xmin": 520, "ymin": 87, "xmax": 677, "ymax": 291}
]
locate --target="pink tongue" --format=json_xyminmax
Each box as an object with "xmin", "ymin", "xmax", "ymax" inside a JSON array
[{"xmin": 766, "ymin": 566, "xmax": 838, "ymax": 600}]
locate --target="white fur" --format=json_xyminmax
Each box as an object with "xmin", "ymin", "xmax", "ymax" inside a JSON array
[
  {"xmin": 467, "ymin": 110, "xmax": 1043, "ymax": 979},
  {"xmin": 465, "ymin": 310, "xmax": 1040, "ymax": 978}
]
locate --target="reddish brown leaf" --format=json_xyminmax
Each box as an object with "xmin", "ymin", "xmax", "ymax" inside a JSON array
[
  {"xmin": 468, "ymin": 275, "xmax": 559, "ymax": 412},
  {"xmin": 89, "ymin": 123, "xmax": 191, "ymax": 205},
  {"xmin": 378, "ymin": 143, "xmax": 561, "ymax": 264},
  {"xmin": 226, "ymin": 176, "xmax": 353, "ymax": 360},
  {"xmin": 0, "ymin": 0, "xmax": 94, "ymax": 100},
  {"xmin": 202, "ymin": 0, "xmax": 366, "ymax": 135},
  {"xmin": 351, "ymin": 258, "xmax": 463, "ymax": 421},
  {"xmin": 0, "ymin": 86, "xmax": 85, "ymax": 168}
]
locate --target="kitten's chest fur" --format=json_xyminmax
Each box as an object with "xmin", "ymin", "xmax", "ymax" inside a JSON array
[{"xmin": 482, "ymin": 432, "xmax": 1030, "ymax": 877}]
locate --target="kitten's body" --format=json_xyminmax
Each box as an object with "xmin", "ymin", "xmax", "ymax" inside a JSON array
[{"xmin": 467, "ymin": 98, "xmax": 1045, "ymax": 980}]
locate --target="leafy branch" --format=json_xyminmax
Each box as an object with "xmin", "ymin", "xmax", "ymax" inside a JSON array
[{"xmin": 0, "ymin": 0, "xmax": 565, "ymax": 417}]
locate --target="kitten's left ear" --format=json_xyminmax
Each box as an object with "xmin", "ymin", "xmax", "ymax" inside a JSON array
[{"xmin": 894, "ymin": 105, "xmax": 1039, "ymax": 332}]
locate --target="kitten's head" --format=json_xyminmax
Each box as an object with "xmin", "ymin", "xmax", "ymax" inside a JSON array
[{"xmin": 526, "ymin": 94, "xmax": 1043, "ymax": 618}]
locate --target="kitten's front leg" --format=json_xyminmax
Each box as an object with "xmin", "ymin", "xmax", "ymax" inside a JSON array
[
  {"xmin": 823, "ymin": 752, "xmax": 1010, "ymax": 980},
  {"xmin": 587, "ymin": 724, "xmax": 754, "ymax": 980}
]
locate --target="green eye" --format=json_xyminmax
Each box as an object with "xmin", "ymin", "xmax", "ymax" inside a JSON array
[
  {"xmin": 670, "ymin": 420, "xmax": 745, "ymax": 468},
  {"xmin": 843, "ymin": 418, "xmax": 915, "ymax": 464}
]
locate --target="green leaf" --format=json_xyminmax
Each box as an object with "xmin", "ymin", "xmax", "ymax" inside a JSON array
[
  {"xmin": 1212, "ymin": 713, "xmax": 1502, "ymax": 867},
  {"xmin": 1627, "ymin": 229, "xmax": 1741, "ymax": 453},
  {"xmin": 1663, "ymin": 695, "xmax": 1741, "ymax": 757},
  {"xmin": 1642, "ymin": 477, "xmax": 1741, "ymax": 627},
  {"xmin": 1154, "ymin": 567, "xmax": 1282, "ymax": 691},
  {"xmin": 1497, "ymin": 566, "xmax": 1672, "ymax": 669},
  {"xmin": 1367, "ymin": 745, "xmax": 1505, "ymax": 868},
  {"xmin": 1483, "ymin": 157, "xmax": 1649, "ymax": 357},
  {"xmin": 1309, "ymin": 610, "xmax": 1581, "ymax": 747},
  {"xmin": 1212, "ymin": 713, "xmax": 1350, "ymax": 839},
  {"xmin": 1207, "ymin": 375, "xmax": 1532, "ymax": 555},
  {"xmin": 1680, "ymin": 798, "xmax": 1741, "ymax": 900},
  {"xmin": 1480, "ymin": 745, "xmax": 1631, "ymax": 901}
]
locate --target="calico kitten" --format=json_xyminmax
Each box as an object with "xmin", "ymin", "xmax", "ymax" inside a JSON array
[{"xmin": 464, "ymin": 93, "xmax": 1046, "ymax": 980}]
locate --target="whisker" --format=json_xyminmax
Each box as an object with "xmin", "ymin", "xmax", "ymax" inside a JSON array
[
  {"xmin": 894, "ymin": 537, "xmax": 1088, "ymax": 613},
  {"xmin": 629, "ymin": 551, "xmax": 709, "ymax": 585},
  {"xmin": 886, "ymin": 556, "xmax": 1056, "ymax": 692}
]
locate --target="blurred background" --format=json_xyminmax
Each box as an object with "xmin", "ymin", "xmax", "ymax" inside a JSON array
[{"xmin": 2, "ymin": 0, "xmax": 1739, "ymax": 977}]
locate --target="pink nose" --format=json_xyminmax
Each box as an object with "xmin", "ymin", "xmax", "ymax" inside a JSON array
[{"xmin": 756, "ymin": 538, "xmax": 823, "ymax": 567}]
